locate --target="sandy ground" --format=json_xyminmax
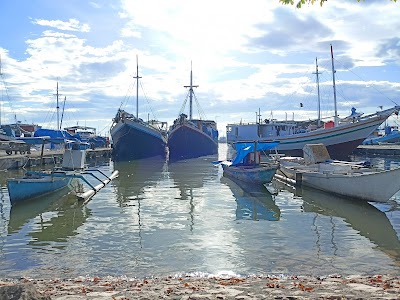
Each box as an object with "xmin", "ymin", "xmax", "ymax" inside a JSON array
[{"xmin": 1, "ymin": 274, "xmax": 400, "ymax": 299}]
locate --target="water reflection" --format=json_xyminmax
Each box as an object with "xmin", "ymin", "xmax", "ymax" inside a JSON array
[
  {"xmin": 113, "ymin": 158, "xmax": 167, "ymax": 206},
  {"xmin": 168, "ymin": 155, "xmax": 218, "ymax": 190},
  {"xmin": 8, "ymin": 188, "xmax": 91, "ymax": 249},
  {"xmin": 299, "ymin": 186, "xmax": 400, "ymax": 265},
  {"xmin": 168, "ymin": 155, "xmax": 219, "ymax": 231},
  {"xmin": 221, "ymin": 177, "xmax": 280, "ymax": 221}
]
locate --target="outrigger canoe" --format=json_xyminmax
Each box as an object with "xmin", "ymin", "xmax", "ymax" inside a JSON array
[{"xmin": 7, "ymin": 141, "xmax": 118, "ymax": 204}]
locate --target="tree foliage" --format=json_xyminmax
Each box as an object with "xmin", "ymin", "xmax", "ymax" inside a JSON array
[{"xmin": 279, "ymin": 0, "xmax": 397, "ymax": 8}]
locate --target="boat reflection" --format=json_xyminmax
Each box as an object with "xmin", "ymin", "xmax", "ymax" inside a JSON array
[
  {"xmin": 168, "ymin": 155, "xmax": 218, "ymax": 190},
  {"xmin": 8, "ymin": 187, "xmax": 90, "ymax": 249},
  {"xmin": 299, "ymin": 185, "xmax": 400, "ymax": 264},
  {"xmin": 221, "ymin": 176, "xmax": 280, "ymax": 221},
  {"xmin": 112, "ymin": 157, "xmax": 166, "ymax": 206},
  {"xmin": 168, "ymin": 155, "xmax": 219, "ymax": 231}
]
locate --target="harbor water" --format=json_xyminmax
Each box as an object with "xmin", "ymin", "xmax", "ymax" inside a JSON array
[{"xmin": 0, "ymin": 143, "xmax": 400, "ymax": 279}]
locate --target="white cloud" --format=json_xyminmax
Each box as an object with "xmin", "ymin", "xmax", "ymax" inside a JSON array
[{"xmin": 33, "ymin": 18, "xmax": 91, "ymax": 32}]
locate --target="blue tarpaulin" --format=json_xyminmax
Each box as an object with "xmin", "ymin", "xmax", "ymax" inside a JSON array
[{"xmin": 232, "ymin": 141, "xmax": 280, "ymax": 166}]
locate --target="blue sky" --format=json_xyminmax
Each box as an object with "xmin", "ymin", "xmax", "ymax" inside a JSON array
[{"xmin": 0, "ymin": 0, "xmax": 399, "ymax": 137}]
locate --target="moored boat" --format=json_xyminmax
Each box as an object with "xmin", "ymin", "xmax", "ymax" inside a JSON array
[
  {"xmin": 227, "ymin": 106, "xmax": 399, "ymax": 159},
  {"xmin": 168, "ymin": 65, "xmax": 218, "ymax": 161},
  {"xmin": 275, "ymin": 143, "xmax": 400, "ymax": 202},
  {"xmin": 363, "ymin": 125, "xmax": 400, "ymax": 145},
  {"xmin": 7, "ymin": 141, "xmax": 119, "ymax": 204},
  {"xmin": 220, "ymin": 141, "xmax": 279, "ymax": 185},
  {"xmin": 110, "ymin": 57, "xmax": 167, "ymax": 161},
  {"xmin": 7, "ymin": 171, "xmax": 75, "ymax": 204}
]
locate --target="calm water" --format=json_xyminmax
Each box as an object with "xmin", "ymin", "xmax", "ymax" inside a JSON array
[{"xmin": 1, "ymin": 143, "xmax": 400, "ymax": 279}]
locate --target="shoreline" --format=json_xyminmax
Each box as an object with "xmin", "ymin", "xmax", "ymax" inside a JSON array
[{"xmin": 1, "ymin": 274, "xmax": 400, "ymax": 299}]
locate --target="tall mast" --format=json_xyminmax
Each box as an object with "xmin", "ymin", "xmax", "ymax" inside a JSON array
[
  {"xmin": 330, "ymin": 44, "xmax": 338, "ymax": 126},
  {"xmin": 313, "ymin": 57, "xmax": 321, "ymax": 127},
  {"xmin": 134, "ymin": 55, "xmax": 142, "ymax": 119},
  {"xmin": 60, "ymin": 96, "xmax": 66, "ymax": 129},
  {"xmin": 56, "ymin": 82, "xmax": 60, "ymax": 130},
  {"xmin": 184, "ymin": 61, "xmax": 198, "ymax": 120}
]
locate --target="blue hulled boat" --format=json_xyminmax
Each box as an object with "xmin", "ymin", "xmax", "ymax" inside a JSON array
[
  {"xmin": 220, "ymin": 141, "xmax": 280, "ymax": 185},
  {"xmin": 168, "ymin": 65, "xmax": 218, "ymax": 161},
  {"xmin": 7, "ymin": 141, "xmax": 119, "ymax": 204},
  {"xmin": 8, "ymin": 171, "xmax": 74, "ymax": 204},
  {"xmin": 110, "ymin": 57, "xmax": 167, "ymax": 161}
]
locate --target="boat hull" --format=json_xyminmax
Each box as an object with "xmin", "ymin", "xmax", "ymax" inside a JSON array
[
  {"xmin": 168, "ymin": 124, "xmax": 218, "ymax": 160},
  {"xmin": 278, "ymin": 164, "xmax": 400, "ymax": 202},
  {"xmin": 111, "ymin": 118, "xmax": 167, "ymax": 161},
  {"xmin": 7, "ymin": 176, "xmax": 72, "ymax": 204},
  {"xmin": 222, "ymin": 163, "xmax": 278, "ymax": 184}
]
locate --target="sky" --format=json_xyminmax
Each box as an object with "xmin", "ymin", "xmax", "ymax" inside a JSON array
[{"xmin": 0, "ymin": 0, "xmax": 399, "ymax": 138}]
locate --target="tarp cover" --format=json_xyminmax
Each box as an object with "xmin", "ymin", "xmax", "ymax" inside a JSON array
[
  {"xmin": 232, "ymin": 141, "xmax": 279, "ymax": 166},
  {"xmin": 19, "ymin": 128, "xmax": 80, "ymax": 145}
]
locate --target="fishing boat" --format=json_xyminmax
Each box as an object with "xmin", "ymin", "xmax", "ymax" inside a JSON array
[
  {"xmin": 7, "ymin": 141, "xmax": 119, "ymax": 204},
  {"xmin": 219, "ymin": 141, "xmax": 280, "ymax": 184},
  {"xmin": 64, "ymin": 125, "xmax": 108, "ymax": 148},
  {"xmin": 275, "ymin": 143, "xmax": 400, "ymax": 202},
  {"xmin": 226, "ymin": 46, "xmax": 400, "ymax": 159},
  {"xmin": 167, "ymin": 64, "xmax": 218, "ymax": 161},
  {"xmin": 110, "ymin": 57, "xmax": 168, "ymax": 161},
  {"xmin": 363, "ymin": 125, "xmax": 400, "ymax": 145}
]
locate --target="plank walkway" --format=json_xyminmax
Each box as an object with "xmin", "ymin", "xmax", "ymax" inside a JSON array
[{"xmin": 353, "ymin": 144, "xmax": 400, "ymax": 156}]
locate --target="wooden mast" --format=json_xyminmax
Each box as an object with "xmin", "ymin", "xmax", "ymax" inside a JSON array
[
  {"xmin": 134, "ymin": 55, "xmax": 142, "ymax": 119},
  {"xmin": 330, "ymin": 44, "xmax": 338, "ymax": 126},
  {"xmin": 313, "ymin": 57, "xmax": 322, "ymax": 127},
  {"xmin": 184, "ymin": 61, "xmax": 198, "ymax": 120}
]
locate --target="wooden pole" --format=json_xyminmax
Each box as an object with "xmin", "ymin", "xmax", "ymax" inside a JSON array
[{"xmin": 40, "ymin": 139, "xmax": 45, "ymax": 165}]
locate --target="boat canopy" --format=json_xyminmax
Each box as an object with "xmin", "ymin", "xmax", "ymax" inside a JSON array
[{"xmin": 232, "ymin": 141, "xmax": 279, "ymax": 166}]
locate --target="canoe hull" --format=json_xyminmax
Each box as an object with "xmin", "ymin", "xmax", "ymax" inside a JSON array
[
  {"xmin": 7, "ymin": 176, "xmax": 72, "ymax": 204},
  {"xmin": 222, "ymin": 164, "xmax": 278, "ymax": 185}
]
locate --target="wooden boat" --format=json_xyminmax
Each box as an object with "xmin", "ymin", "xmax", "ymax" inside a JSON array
[
  {"xmin": 275, "ymin": 143, "xmax": 400, "ymax": 202},
  {"xmin": 110, "ymin": 56, "xmax": 167, "ymax": 161},
  {"xmin": 226, "ymin": 46, "xmax": 400, "ymax": 159},
  {"xmin": 168, "ymin": 64, "xmax": 218, "ymax": 161},
  {"xmin": 219, "ymin": 141, "xmax": 279, "ymax": 184},
  {"xmin": 7, "ymin": 171, "xmax": 75, "ymax": 204},
  {"xmin": 7, "ymin": 142, "xmax": 119, "ymax": 204}
]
